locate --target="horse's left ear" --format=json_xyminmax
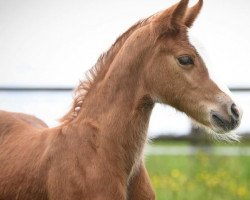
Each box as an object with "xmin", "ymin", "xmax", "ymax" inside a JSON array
[{"xmin": 184, "ymin": 0, "xmax": 203, "ymax": 28}]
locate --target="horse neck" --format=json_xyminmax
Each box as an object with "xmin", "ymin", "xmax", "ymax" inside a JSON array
[{"xmin": 73, "ymin": 45, "xmax": 154, "ymax": 171}]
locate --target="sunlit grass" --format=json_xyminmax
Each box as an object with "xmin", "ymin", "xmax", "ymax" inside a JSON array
[{"xmin": 145, "ymin": 142, "xmax": 250, "ymax": 200}]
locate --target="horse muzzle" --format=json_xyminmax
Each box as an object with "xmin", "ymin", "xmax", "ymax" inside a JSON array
[{"xmin": 210, "ymin": 102, "xmax": 242, "ymax": 133}]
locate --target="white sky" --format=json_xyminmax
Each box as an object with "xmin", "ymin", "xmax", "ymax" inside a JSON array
[{"xmin": 0, "ymin": 0, "xmax": 250, "ymax": 87}]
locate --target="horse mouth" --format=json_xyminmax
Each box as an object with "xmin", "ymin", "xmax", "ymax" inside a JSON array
[{"xmin": 210, "ymin": 111, "xmax": 240, "ymax": 134}]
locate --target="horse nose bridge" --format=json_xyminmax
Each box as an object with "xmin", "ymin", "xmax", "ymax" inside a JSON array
[{"xmin": 200, "ymin": 78, "xmax": 222, "ymax": 99}]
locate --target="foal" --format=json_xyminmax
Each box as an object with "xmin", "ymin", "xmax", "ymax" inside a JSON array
[{"xmin": 0, "ymin": 0, "xmax": 242, "ymax": 199}]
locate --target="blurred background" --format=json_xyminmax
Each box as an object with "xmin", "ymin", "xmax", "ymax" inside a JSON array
[{"xmin": 0, "ymin": 0, "xmax": 250, "ymax": 199}]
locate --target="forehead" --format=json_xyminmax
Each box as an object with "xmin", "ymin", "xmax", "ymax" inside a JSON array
[{"xmin": 156, "ymin": 28, "xmax": 198, "ymax": 55}]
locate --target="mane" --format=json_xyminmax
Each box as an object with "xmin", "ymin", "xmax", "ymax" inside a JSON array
[{"xmin": 61, "ymin": 16, "xmax": 153, "ymax": 123}]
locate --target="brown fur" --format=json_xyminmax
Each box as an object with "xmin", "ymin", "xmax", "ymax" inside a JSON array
[{"xmin": 0, "ymin": 0, "xmax": 241, "ymax": 199}]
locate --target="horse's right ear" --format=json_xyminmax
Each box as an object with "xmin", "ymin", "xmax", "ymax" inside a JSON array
[{"xmin": 153, "ymin": 0, "xmax": 189, "ymax": 34}]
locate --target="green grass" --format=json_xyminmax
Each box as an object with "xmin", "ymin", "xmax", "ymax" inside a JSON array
[{"xmin": 145, "ymin": 142, "xmax": 250, "ymax": 200}]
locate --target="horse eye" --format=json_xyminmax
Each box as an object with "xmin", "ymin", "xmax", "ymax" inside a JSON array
[{"xmin": 177, "ymin": 55, "xmax": 194, "ymax": 66}]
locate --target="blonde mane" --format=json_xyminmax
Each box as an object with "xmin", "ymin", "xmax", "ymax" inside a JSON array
[{"xmin": 61, "ymin": 17, "xmax": 152, "ymax": 122}]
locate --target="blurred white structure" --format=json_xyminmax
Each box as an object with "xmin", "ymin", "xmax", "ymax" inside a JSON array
[{"xmin": 0, "ymin": 0, "xmax": 250, "ymax": 136}]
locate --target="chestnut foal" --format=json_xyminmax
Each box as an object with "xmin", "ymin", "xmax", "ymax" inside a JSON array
[{"xmin": 0, "ymin": 0, "xmax": 242, "ymax": 199}]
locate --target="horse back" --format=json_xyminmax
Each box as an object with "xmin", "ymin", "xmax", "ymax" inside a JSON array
[
  {"xmin": 0, "ymin": 110, "xmax": 50, "ymax": 200},
  {"xmin": 0, "ymin": 110, "xmax": 48, "ymax": 136}
]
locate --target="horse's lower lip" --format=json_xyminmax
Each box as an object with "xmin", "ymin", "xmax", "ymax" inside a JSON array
[{"xmin": 211, "ymin": 112, "xmax": 239, "ymax": 132}]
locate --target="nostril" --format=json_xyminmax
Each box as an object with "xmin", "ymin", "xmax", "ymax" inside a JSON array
[{"xmin": 231, "ymin": 103, "xmax": 239, "ymax": 119}]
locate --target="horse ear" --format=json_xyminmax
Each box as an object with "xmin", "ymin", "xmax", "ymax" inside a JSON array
[
  {"xmin": 170, "ymin": 0, "xmax": 189, "ymax": 27},
  {"xmin": 154, "ymin": 0, "xmax": 189, "ymax": 33},
  {"xmin": 184, "ymin": 0, "xmax": 203, "ymax": 28}
]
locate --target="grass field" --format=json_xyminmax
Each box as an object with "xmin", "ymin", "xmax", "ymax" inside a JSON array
[{"xmin": 145, "ymin": 142, "xmax": 250, "ymax": 200}]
